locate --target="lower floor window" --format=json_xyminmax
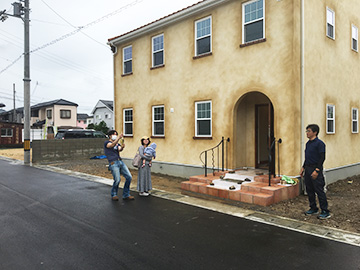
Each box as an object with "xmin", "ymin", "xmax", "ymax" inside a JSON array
[
  {"xmin": 195, "ymin": 101, "xmax": 212, "ymax": 137},
  {"xmin": 123, "ymin": 108, "xmax": 133, "ymax": 136},
  {"xmin": 326, "ymin": 104, "xmax": 335, "ymax": 134},
  {"xmin": 352, "ymin": 108, "xmax": 358, "ymax": 133},
  {"xmin": 153, "ymin": 105, "xmax": 164, "ymax": 136},
  {"xmin": 1, "ymin": 128, "xmax": 13, "ymax": 137}
]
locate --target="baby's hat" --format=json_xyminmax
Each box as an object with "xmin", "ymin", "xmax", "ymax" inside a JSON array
[{"xmin": 150, "ymin": 142, "xmax": 157, "ymax": 149}]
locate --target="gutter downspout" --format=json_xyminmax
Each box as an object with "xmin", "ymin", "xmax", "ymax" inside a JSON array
[
  {"xmin": 110, "ymin": 44, "xmax": 117, "ymax": 130},
  {"xmin": 300, "ymin": 0, "xmax": 305, "ymax": 168}
]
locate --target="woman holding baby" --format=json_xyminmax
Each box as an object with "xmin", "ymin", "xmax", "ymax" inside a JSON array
[{"xmin": 137, "ymin": 136, "xmax": 154, "ymax": 196}]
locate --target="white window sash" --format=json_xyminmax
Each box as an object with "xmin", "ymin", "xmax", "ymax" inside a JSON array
[
  {"xmin": 123, "ymin": 108, "xmax": 133, "ymax": 136},
  {"xmin": 123, "ymin": 45, "xmax": 132, "ymax": 74},
  {"xmin": 152, "ymin": 105, "xmax": 165, "ymax": 136},
  {"xmin": 242, "ymin": 0, "xmax": 265, "ymax": 44},
  {"xmin": 352, "ymin": 25, "xmax": 358, "ymax": 51},
  {"xmin": 152, "ymin": 34, "xmax": 164, "ymax": 67},
  {"xmin": 326, "ymin": 104, "xmax": 335, "ymax": 134},
  {"xmin": 326, "ymin": 7, "xmax": 335, "ymax": 39},
  {"xmin": 195, "ymin": 16, "xmax": 212, "ymax": 56},
  {"xmin": 352, "ymin": 108, "xmax": 358, "ymax": 133},
  {"xmin": 195, "ymin": 101, "xmax": 212, "ymax": 137}
]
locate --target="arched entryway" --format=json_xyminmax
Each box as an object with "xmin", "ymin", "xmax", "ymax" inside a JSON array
[{"xmin": 233, "ymin": 92, "xmax": 275, "ymax": 175}]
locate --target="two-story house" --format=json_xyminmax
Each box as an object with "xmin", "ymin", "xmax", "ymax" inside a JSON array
[
  {"xmin": 91, "ymin": 100, "xmax": 114, "ymax": 130},
  {"xmin": 30, "ymin": 99, "xmax": 78, "ymax": 135},
  {"xmin": 108, "ymin": 0, "xmax": 360, "ymax": 183},
  {"xmin": 76, "ymin": 113, "xmax": 89, "ymax": 129}
]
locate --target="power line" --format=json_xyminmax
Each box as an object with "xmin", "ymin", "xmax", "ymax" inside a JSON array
[
  {"xmin": 0, "ymin": 0, "xmax": 144, "ymax": 75},
  {"xmin": 0, "ymin": 54, "xmax": 23, "ymax": 74},
  {"xmin": 29, "ymin": 0, "xmax": 144, "ymax": 54},
  {"xmin": 40, "ymin": 0, "xmax": 108, "ymax": 48},
  {"xmin": 0, "ymin": 29, "xmax": 109, "ymax": 79}
]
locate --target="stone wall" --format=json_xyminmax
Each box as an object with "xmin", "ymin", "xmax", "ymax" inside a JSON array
[{"xmin": 32, "ymin": 138, "xmax": 106, "ymax": 163}]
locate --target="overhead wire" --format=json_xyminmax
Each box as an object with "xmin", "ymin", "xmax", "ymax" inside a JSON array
[
  {"xmin": 0, "ymin": 0, "xmax": 144, "ymax": 76},
  {"xmin": 29, "ymin": 0, "xmax": 144, "ymax": 55},
  {"xmin": 0, "ymin": 28, "xmax": 109, "ymax": 80},
  {"xmin": 40, "ymin": 0, "xmax": 108, "ymax": 48}
]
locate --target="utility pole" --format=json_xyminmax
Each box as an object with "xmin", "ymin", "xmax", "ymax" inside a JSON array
[
  {"xmin": 23, "ymin": 0, "xmax": 31, "ymax": 165},
  {"xmin": 13, "ymin": 83, "xmax": 16, "ymax": 122},
  {"xmin": 1, "ymin": 1, "xmax": 31, "ymax": 165}
]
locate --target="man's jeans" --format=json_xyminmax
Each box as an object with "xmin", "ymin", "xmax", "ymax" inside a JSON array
[{"xmin": 109, "ymin": 160, "xmax": 132, "ymax": 198}]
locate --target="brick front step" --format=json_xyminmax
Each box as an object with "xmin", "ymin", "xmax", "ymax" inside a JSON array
[{"xmin": 181, "ymin": 174, "xmax": 300, "ymax": 207}]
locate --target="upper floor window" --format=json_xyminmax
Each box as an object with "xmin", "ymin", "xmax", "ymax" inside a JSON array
[
  {"xmin": 352, "ymin": 25, "xmax": 358, "ymax": 52},
  {"xmin": 1, "ymin": 128, "xmax": 13, "ymax": 137},
  {"xmin": 243, "ymin": 0, "xmax": 264, "ymax": 43},
  {"xmin": 123, "ymin": 108, "xmax": 133, "ymax": 136},
  {"xmin": 326, "ymin": 7, "xmax": 335, "ymax": 39},
  {"xmin": 152, "ymin": 105, "xmax": 165, "ymax": 136},
  {"xmin": 352, "ymin": 108, "xmax": 358, "ymax": 133},
  {"xmin": 46, "ymin": 109, "xmax": 52, "ymax": 119},
  {"xmin": 31, "ymin": 109, "xmax": 39, "ymax": 117},
  {"xmin": 152, "ymin": 34, "xmax": 164, "ymax": 67},
  {"xmin": 326, "ymin": 104, "xmax": 335, "ymax": 134},
  {"xmin": 60, "ymin": 109, "xmax": 71, "ymax": 119},
  {"xmin": 123, "ymin": 45, "xmax": 132, "ymax": 74},
  {"xmin": 195, "ymin": 16, "xmax": 212, "ymax": 56},
  {"xmin": 195, "ymin": 101, "xmax": 212, "ymax": 137}
]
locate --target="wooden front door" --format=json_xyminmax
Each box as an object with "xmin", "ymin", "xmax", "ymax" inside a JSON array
[{"xmin": 255, "ymin": 103, "xmax": 275, "ymax": 174}]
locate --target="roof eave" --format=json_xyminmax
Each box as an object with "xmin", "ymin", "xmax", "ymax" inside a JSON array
[{"xmin": 108, "ymin": 0, "xmax": 230, "ymax": 46}]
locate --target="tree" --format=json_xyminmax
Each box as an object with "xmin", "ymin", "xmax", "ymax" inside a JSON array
[{"xmin": 87, "ymin": 121, "xmax": 109, "ymax": 134}]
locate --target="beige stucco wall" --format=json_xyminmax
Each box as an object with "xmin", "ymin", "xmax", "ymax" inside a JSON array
[
  {"xmin": 53, "ymin": 105, "xmax": 77, "ymax": 127},
  {"xmin": 111, "ymin": 0, "xmax": 360, "ymax": 177},
  {"xmin": 304, "ymin": 0, "xmax": 360, "ymax": 171}
]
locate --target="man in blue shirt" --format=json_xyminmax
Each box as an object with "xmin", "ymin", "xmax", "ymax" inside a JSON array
[
  {"xmin": 104, "ymin": 130, "xmax": 134, "ymax": 201},
  {"xmin": 300, "ymin": 124, "xmax": 330, "ymax": 219}
]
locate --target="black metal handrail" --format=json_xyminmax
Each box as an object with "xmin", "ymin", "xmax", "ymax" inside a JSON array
[
  {"xmin": 199, "ymin": 137, "xmax": 230, "ymax": 177},
  {"xmin": 268, "ymin": 137, "xmax": 282, "ymax": 186}
]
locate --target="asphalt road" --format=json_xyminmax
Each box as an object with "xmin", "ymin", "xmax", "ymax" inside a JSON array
[{"xmin": 1, "ymin": 159, "xmax": 359, "ymax": 270}]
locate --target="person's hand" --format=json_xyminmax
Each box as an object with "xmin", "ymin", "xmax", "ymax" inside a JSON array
[
  {"xmin": 311, "ymin": 170, "xmax": 318, "ymax": 180},
  {"xmin": 300, "ymin": 167, "xmax": 304, "ymax": 177}
]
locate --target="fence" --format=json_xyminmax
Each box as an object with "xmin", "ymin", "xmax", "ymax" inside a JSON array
[{"xmin": 32, "ymin": 138, "xmax": 106, "ymax": 163}]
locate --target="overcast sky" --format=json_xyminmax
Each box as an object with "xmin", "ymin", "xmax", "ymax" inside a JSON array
[{"xmin": 0, "ymin": 0, "xmax": 200, "ymax": 114}]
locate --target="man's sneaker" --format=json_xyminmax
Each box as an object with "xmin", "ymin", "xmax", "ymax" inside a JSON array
[
  {"xmin": 317, "ymin": 210, "xmax": 331, "ymax": 220},
  {"xmin": 123, "ymin": 195, "xmax": 135, "ymax": 200},
  {"xmin": 305, "ymin": 209, "xmax": 319, "ymax": 216},
  {"xmin": 112, "ymin": 196, "xmax": 119, "ymax": 201}
]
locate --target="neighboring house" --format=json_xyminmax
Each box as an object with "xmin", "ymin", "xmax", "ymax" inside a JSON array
[
  {"xmin": 91, "ymin": 100, "xmax": 114, "ymax": 129},
  {"xmin": 0, "ymin": 103, "xmax": 5, "ymax": 114},
  {"xmin": 0, "ymin": 99, "xmax": 78, "ymax": 138},
  {"xmin": 86, "ymin": 115, "xmax": 94, "ymax": 127},
  {"xmin": 0, "ymin": 107, "xmax": 23, "ymax": 123},
  {"xmin": 30, "ymin": 99, "xmax": 78, "ymax": 136},
  {"xmin": 77, "ymin": 113, "xmax": 89, "ymax": 129},
  {"xmin": 0, "ymin": 120, "xmax": 23, "ymax": 147},
  {"xmin": 107, "ymin": 0, "xmax": 360, "ymax": 182}
]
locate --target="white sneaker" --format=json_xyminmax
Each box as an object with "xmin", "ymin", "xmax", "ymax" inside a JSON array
[{"xmin": 139, "ymin": 192, "xmax": 149, "ymax": 197}]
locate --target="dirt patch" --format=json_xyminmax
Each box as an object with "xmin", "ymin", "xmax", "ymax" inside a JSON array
[{"xmin": 1, "ymin": 148, "xmax": 359, "ymax": 234}]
